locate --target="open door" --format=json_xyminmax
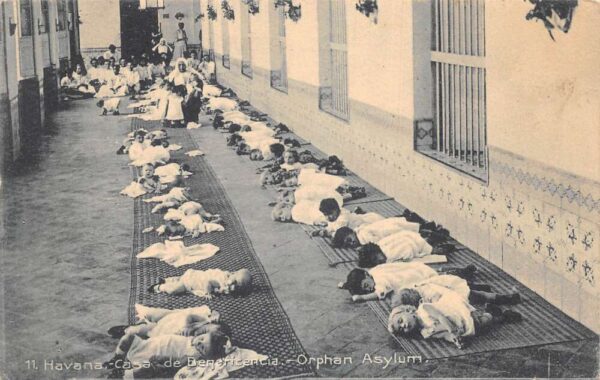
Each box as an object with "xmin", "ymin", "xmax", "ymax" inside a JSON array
[{"xmin": 120, "ymin": 0, "xmax": 158, "ymax": 59}]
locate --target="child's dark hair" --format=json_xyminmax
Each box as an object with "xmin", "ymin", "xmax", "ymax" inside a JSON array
[
  {"xmin": 394, "ymin": 288, "xmax": 422, "ymax": 308},
  {"xmin": 96, "ymin": 99, "xmax": 105, "ymax": 108},
  {"xmin": 283, "ymin": 138, "xmax": 301, "ymax": 148},
  {"xmin": 319, "ymin": 198, "xmax": 340, "ymax": 216},
  {"xmin": 236, "ymin": 142, "xmax": 248, "ymax": 155},
  {"xmin": 269, "ymin": 143, "xmax": 285, "ymax": 158},
  {"xmin": 206, "ymin": 330, "xmax": 230, "ymax": 359},
  {"xmin": 151, "ymin": 139, "xmax": 162, "ymax": 147},
  {"xmin": 213, "ymin": 115, "xmax": 224, "ymax": 129},
  {"xmin": 285, "ymin": 149, "xmax": 300, "ymax": 162},
  {"xmin": 228, "ymin": 123, "xmax": 241, "ymax": 133},
  {"xmin": 357, "ymin": 243, "xmax": 385, "ymax": 268},
  {"xmin": 181, "ymin": 164, "xmax": 190, "ymax": 172},
  {"xmin": 332, "ymin": 226, "xmax": 354, "ymax": 248},
  {"xmin": 341, "ymin": 268, "xmax": 369, "ymax": 295}
]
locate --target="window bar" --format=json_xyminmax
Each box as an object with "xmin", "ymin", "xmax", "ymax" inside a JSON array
[
  {"xmin": 481, "ymin": 69, "xmax": 487, "ymax": 169},
  {"xmin": 444, "ymin": 62, "xmax": 450, "ymax": 155}
]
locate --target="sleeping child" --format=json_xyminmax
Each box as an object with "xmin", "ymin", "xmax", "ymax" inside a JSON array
[
  {"xmin": 387, "ymin": 278, "xmax": 522, "ymax": 349},
  {"xmin": 156, "ymin": 214, "xmax": 224, "ymax": 238},
  {"xmin": 339, "ymin": 262, "xmax": 481, "ymax": 303},
  {"xmin": 338, "ymin": 262, "xmax": 438, "ymax": 302},
  {"xmin": 271, "ymin": 201, "xmax": 328, "ymax": 226},
  {"xmin": 356, "ymin": 230, "xmax": 455, "ymax": 267},
  {"xmin": 163, "ymin": 201, "xmax": 221, "ymax": 224},
  {"xmin": 311, "ymin": 201, "xmax": 385, "ymax": 237},
  {"xmin": 148, "ymin": 268, "xmax": 253, "ymax": 299},
  {"xmin": 331, "ymin": 217, "xmax": 422, "ymax": 249},
  {"xmin": 106, "ymin": 329, "xmax": 231, "ymax": 378},
  {"xmin": 105, "ymin": 306, "xmax": 227, "ymax": 365}
]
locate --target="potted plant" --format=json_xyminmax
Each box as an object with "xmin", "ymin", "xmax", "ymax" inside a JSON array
[{"xmin": 221, "ymin": 0, "xmax": 235, "ymax": 20}]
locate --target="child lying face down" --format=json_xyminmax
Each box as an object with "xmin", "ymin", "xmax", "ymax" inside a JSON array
[
  {"xmin": 130, "ymin": 139, "xmax": 171, "ymax": 167},
  {"xmin": 331, "ymin": 217, "xmax": 422, "ymax": 249},
  {"xmin": 356, "ymin": 230, "xmax": 455, "ymax": 267},
  {"xmin": 339, "ymin": 262, "xmax": 482, "ymax": 303},
  {"xmin": 149, "ymin": 268, "xmax": 252, "ymax": 299},
  {"xmin": 310, "ymin": 200, "xmax": 385, "ymax": 238},
  {"xmin": 338, "ymin": 262, "xmax": 439, "ymax": 302},
  {"xmin": 387, "ymin": 278, "xmax": 522, "ymax": 349},
  {"xmin": 154, "ymin": 162, "xmax": 192, "ymax": 185},
  {"xmin": 163, "ymin": 201, "xmax": 221, "ymax": 224},
  {"xmin": 157, "ymin": 214, "xmax": 224, "ymax": 238},
  {"xmin": 271, "ymin": 201, "xmax": 328, "ymax": 226}
]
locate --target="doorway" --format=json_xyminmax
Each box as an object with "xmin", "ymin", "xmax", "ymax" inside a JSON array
[{"xmin": 119, "ymin": 0, "xmax": 158, "ymax": 59}]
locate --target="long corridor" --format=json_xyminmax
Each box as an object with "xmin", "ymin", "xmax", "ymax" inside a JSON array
[{"xmin": 1, "ymin": 98, "xmax": 597, "ymax": 379}]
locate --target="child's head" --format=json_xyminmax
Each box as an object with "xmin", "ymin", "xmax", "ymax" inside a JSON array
[
  {"xmin": 191, "ymin": 50, "xmax": 198, "ymax": 59},
  {"xmin": 340, "ymin": 268, "xmax": 375, "ymax": 295},
  {"xmin": 357, "ymin": 243, "xmax": 387, "ymax": 268},
  {"xmin": 135, "ymin": 131, "xmax": 146, "ymax": 142},
  {"xmin": 142, "ymin": 164, "xmax": 155, "ymax": 178},
  {"xmin": 391, "ymin": 288, "xmax": 422, "ymax": 308},
  {"xmin": 269, "ymin": 143, "xmax": 285, "ymax": 158},
  {"xmin": 277, "ymin": 175, "xmax": 294, "ymax": 187},
  {"xmin": 161, "ymin": 139, "xmax": 170, "ymax": 148},
  {"xmin": 249, "ymin": 149, "xmax": 263, "ymax": 161},
  {"xmin": 191, "ymin": 331, "xmax": 230, "ymax": 359},
  {"xmin": 332, "ymin": 226, "xmax": 360, "ymax": 248},
  {"xmin": 236, "ymin": 142, "xmax": 250, "ymax": 155},
  {"xmin": 319, "ymin": 198, "xmax": 341, "ymax": 222},
  {"xmin": 113, "ymin": 65, "xmax": 120, "ymax": 75},
  {"xmin": 228, "ymin": 123, "xmax": 241, "ymax": 134},
  {"xmin": 271, "ymin": 202, "xmax": 293, "ymax": 222},
  {"xmin": 177, "ymin": 59, "xmax": 187, "ymax": 73},
  {"xmin": 228, "ymin": 269, "xmax": 252, "ymax": 294},
  {"xmin": 108, "ymin": 44, "xmax": 116, "ymax": 53},
  {"xmin": 96, "ymin": 99, "xmax": 105, "ymax": 108},
  {"xmin": 283, "ymin": 149, "xmax": 299, "ymax": 165},
  {"xmin": 90, "ymin": 57, "xmax": 98, "ymax": 67},
  {"xmin": 388, "ymin": 305, "xmax": 419, "ymax": 336}
]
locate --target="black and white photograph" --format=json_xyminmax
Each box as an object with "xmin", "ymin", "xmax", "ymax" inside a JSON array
[{"xmin": 0, "ymin": 0, "xmax": 598, "ymax": 379}]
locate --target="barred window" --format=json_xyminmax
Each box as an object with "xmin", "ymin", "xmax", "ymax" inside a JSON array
[
  {"xmin": 270, "ymin": 4, "xmax": 287, "ymax": 92},
  {"xmin": 221, "ymin": 13, "xmax": 230, "ymax": 69},
  {"xmin": 319, "ymin": 0, "xmax": 349, "ymax": 120},
  {"xmin": 56, "ymin": 0, "xmax": 68, "ymax": 31},
  {"xmin": 40, "ymin": 0, "xmax": 50, "ymax": 34},
  {"xmin": 240, "ymin": 1, "xmax": 252, "ymax": 78},
  {"xmin": 417, "ymin": 0, "xmax": 488, "ymax": 181},
  {"xmin": 19, "ymin": 0, "xmax": 33, "ymax": 37}
]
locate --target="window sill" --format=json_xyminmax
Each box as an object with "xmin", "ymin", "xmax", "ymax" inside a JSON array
[
  {"xmin": 416, "ymin": 148, "xmax": 489, "ymax": 184},
  {"xmin": 319, "ymin": 105, "xmax": 349, "ymax": 122}
]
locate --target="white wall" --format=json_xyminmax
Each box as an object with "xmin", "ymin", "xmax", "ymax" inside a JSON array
[
  {"xmin": 78, "ymin": 0, "xmax": 120, "ymax": 49},
  {"xmin": 487, "ymin": 0, "xmax": 600, "ymax": 182}
]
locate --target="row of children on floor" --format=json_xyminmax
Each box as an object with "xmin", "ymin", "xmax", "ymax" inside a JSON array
[
  {"xmin": 112, "ymin": 125, "xmax": 260, "ymax": 378},
  {"xmin": 204, "ymin": 93, "xmax": 525, "ymax": 351}
]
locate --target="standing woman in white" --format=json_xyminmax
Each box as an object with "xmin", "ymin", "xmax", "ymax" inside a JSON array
[{"xmin": 173, "ymin": 22, "xmax": 188, "ymax": 59}]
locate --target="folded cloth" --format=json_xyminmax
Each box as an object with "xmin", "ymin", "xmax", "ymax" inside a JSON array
[
  {"xmin": 167, "ymin": 144, "xmax": 182, "ymax": 151},
  {"xmin": 187, "ymin": 121, "xmax": 201, "ymax": 129},
  {"xmin": 185, "ymin": 149, "xmax": 205, "ymax": 157},
  {"xmin": 120, "ymin": 182, "xmax": 147, "ymax": 198},
  {"xmin": 137, "ymin": 240, "xmax": 219, "ymax": 267},
  {"xmin": 174, "ymin": 347, "xmax": 268, "ymax": 380},
  {"xmin": 142, "ymin": 227, "xmax": 154, "ymax": 233}
]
